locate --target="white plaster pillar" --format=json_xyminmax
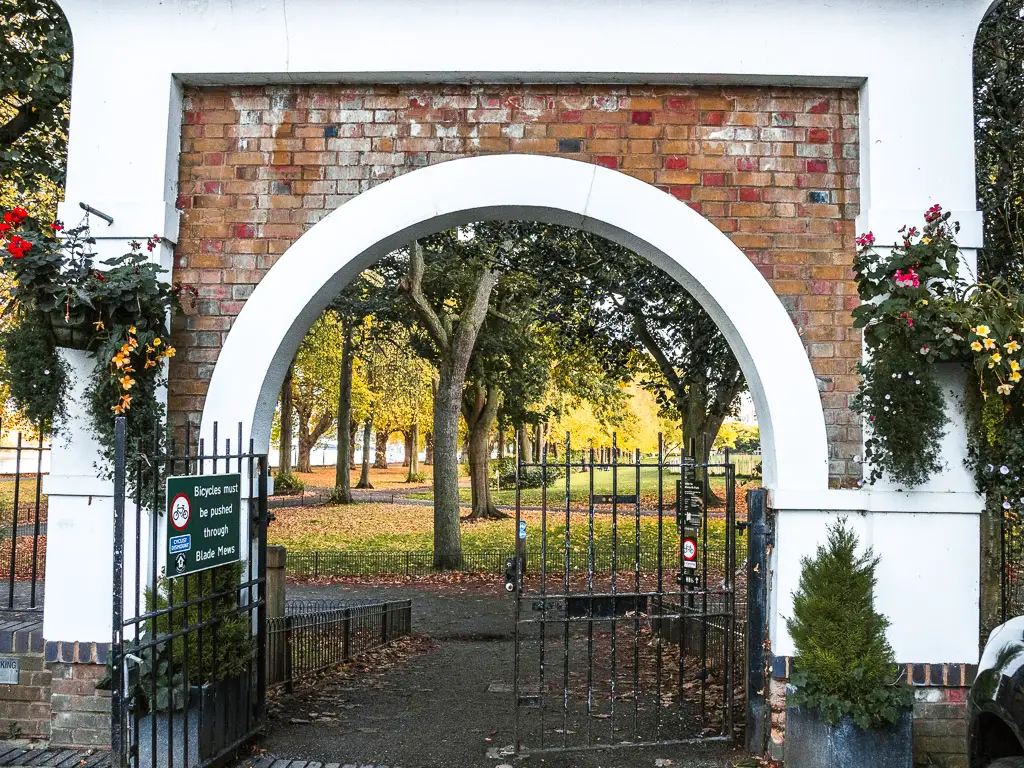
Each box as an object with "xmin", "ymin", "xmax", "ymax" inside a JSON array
[
  {"xmin": 43, "ymin": 349, "xmax": 151, "ymax": 643},
  {"xmin": 43, "ymin": 349, "xmax": 115, "ymax": 642}
]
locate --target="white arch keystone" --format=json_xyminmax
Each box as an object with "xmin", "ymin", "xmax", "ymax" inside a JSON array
[{"xmin": 201, "ymin": 154, "xmax": 828, "ymax": 492}]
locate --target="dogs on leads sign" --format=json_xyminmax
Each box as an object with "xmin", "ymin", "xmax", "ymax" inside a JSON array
[{"xmin": 166, "ymin": 474, "xmax": 242, "ymax": 577}]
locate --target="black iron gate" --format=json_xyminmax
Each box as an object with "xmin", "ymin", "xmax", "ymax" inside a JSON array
[
  {"xmin": 111, "ymin": 419, "xmax": 268, "ymax": 768},
  {"xmin": 510, "ymin": 433, "xmax": 747, "ymax": 754}
]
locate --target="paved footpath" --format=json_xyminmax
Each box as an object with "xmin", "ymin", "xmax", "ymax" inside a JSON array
[{"xmin": 242, "ymin": 583, "xmax": 748, "ymax": 768}]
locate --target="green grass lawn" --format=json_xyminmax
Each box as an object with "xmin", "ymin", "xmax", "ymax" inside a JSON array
[
  {"xmin": 406, "ymin": 465, "xmax": 751, "ymax": 507},
  {"xmin": 270, "ymin": 501, "xmax": 731, "ymax": 561}
]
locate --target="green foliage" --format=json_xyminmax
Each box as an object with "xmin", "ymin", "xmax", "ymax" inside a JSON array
[
  {"xmin": 492, "ymin": 456, "xmax": 565, "ymax": 490},
  {"xmin": 0, "ymin": 1, "xmax": 71, "ymax": 208},
  {"xmin": 974, "ymin": 0, "xmax": 1024, "ymax": 280},
  {"xmin": 786, "ymin": 519, "xmax": 911, "ymax": 729},
  {"xmin": 851, "ymin": 210, "xmax": 965, "ymax": 486},
  {"xmin": 274, "ymin": 471, "xmax": 305, "ymax": 493},
  {"xmin": 406, "ymin": 470, "xmax": 427, "ymax": 483},
  {"xmin": 98, "ymin": 563, "xmax": 254, "ymax": 713},
  {"xmin": 0, "ymin": 313, "xmax": 66, "ymax": 430},
  {"xmin": 0, "ymin": 213, "xmax": 178, "ymax": 473}
]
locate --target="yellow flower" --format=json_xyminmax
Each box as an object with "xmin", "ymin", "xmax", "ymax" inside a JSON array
[
  {"xmin": 93, "ymin": 319, "xmax": 105, "ymax": 331},
  {"xmin": 919, "ymin": 299, "xmax": 929, "ymax": 306},
  {"xmin": 128, "ymin": 326, "xmax": 137, "ymax": 335},
  {"xmin": 112, "ymin": 352, "xmax": 128, "ymax": 368},
  {"xmin": 1007, "ymin": 340, "xmax": 1021, "ymax": 353},
  {"xmin": 985, "ymin": 338, "xmax": 997, "ymax": 350},
  {"xmin": 990, "ymin": 352, "xmax": 1003, "ymax": 367},
  {"xmin": 999, "ymin": 383, "xmax": 1014, "ymax": 396},
  {"xmin": 1012, "ymin": 360, "xmax": 1021, "ymax": 372},
  {"xmin": 163, "ymin": 346, "xmax": 176, "ymax": 358},
  {"xmin": 975, "ymin": 325, "xmax": 991, "ymax": 337},
  {"xmin": 923, "ymin": 237, "xmax": 931, "ymax": 244},
  {"xmin": 119, "ymin": 375, "xmax": 135, "ymax": 390},
  {"xmin": 1012, "ymin": 371, "xmax": 1022, "ymax": 383},
  {"xmin": 112, "ymin": 404, "xmax": 124, "ymax": 414},
  {"xmin": 144, "ymin": 359, "xmax": 156, "ymax": 369},
  {"xmin": 153, "ymin": 338, "xmax": 161, "ymax": 347},
  {"xmin": 971, "ymin": 341, "xmax": 983, "ymax": 352}
]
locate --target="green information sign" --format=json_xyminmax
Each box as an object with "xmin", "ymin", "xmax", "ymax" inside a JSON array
[{"xmin": 166, "ymin": 473, "xmax": 242, "ymax": 577}]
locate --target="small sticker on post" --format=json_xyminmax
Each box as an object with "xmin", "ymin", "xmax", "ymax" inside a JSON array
[{"xmin": 518, "ymin": 521, "xmax": 527, "ymax": 540}]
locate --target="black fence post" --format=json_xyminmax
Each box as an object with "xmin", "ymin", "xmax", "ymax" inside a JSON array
[
  {"xmin": 284, "ymin": 615, "xmax": 295, "ymax": 694},
  {"xmin": 746, "ymin": 488, "xmax": 770, "ymax": 756},
  {"xmin": 342, "ymin": 608, "xmax": 351, "ymax": 661},
  {"xmin": 110, "ymin": 417, "xmax": 127, "ymax": 768}
]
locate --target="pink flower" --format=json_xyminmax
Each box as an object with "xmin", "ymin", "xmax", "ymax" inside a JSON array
[
  {"xmin": 856, "ymin": 232, "xmax": 875, "ymax": 248},
  {"xmin": 894, "ymin": 268, "xmax": 920, "ymax": 288},
  {"xmin": 924, "ymin": 204, "xmax": 942, "ymax": 223}
]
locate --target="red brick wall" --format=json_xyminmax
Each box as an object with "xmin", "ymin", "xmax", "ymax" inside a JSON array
[{"xmin": 172, "ymin": 84, "xmax": 862, "ymax": 484}]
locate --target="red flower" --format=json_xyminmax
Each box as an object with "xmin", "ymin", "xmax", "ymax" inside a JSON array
[
  {"xmin": 0, "ymin": 223, "xmax": 10, "ymax": 235},
  {"xmin": 92, "ymin": 270, "xmax": 105, "ymax": 282},
  {"xmin": 924, "ymin": 204, "xmax": 943, "ymax": 223},
  {"xmin": 855, "ymin": 232, "xmax": 875, "ymax": 248},
  {"xmin": 50, "ymin": 222, "xmax": 63, "ymax": 232},
  {"xmin": 5, "ymin": 235, "xmax": 31, "ymax": 259}
]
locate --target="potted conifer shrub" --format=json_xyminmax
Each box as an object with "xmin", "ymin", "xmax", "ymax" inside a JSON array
[{"xmin": 784, "ymin": 518, "xmax": 913, "ymax": 767}]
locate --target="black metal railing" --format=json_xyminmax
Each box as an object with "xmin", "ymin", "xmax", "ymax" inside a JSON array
[
  {"xmin": 0, "ymin": 429, "xmax": 48, "ymax": 611},
  {"xmin": 267, "ymin": 599, "xmax": 412, "ymax": 691},
  {"xmin": 111, "ymin": 419, "xmax": 268, "ymax": 768},
  {"xmin": 1003, "ymin": 508, "xmax": 1024, "ymax": 622}
]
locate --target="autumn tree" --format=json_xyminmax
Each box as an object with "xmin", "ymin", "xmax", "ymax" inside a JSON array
[
  {"xmin": 291, "ymin": 312, "xmax": 344, "ymax": 473},
  {"xmin": 528, "ymin": 228, "xmax": 745, "ymax": 465},
  {"xmin": 329, "ymin": 274, "xmax": 390, "ymax": 503}
]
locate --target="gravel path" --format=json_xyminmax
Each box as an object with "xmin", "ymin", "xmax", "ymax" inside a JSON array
[{"xmin": 249, "ymin": 583, "xmax": 747, "ymax": 768}]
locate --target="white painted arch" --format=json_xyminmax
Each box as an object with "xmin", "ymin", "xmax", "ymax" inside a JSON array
[{"xmin": 201, "ymin": 154, "xmax": 828, "ymax": 492}]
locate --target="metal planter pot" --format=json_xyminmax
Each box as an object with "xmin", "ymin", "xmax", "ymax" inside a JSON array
[{"xmin": 785, "ymin": 704, "xmax": 913, "ymax": 768}]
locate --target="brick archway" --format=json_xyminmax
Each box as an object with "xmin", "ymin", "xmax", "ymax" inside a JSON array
[{"xmin": 199, "ymin": 153, "xmax": 828, "ymax": 492}]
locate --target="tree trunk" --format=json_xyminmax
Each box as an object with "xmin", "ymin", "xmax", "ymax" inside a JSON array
[
  {"xmin": 432, "ymin": 361, "xmax": 466, "ymax": 568},
  {"xmin": 332, "ymin": 322, "xmax": 355, "ymax": 504},
  {"xmin": 349, "ymin": 422, "xmax": 357, "ymax": 464},
  {"xmin": 532, "ymin": 423, "xmax": 542, "ymax": 462},
  {"xmin": 424, "ymin": 431, "xmax": 433, "ymax": 465},
  {"xmin": 406, "ymin": 422, "xmax": 420, "ymax": 482},
  {"xmin": 398, "ymin": 239, "xmax": 497, "ymax": 570},
  {"xmin": 279, "ymin": 364, "xmax": 294, "ymax": 473},
  {"xmin": 402, "ymin": 430, "xmax": 412, "ymax": 467},
  {"xmin": 497, "ymin": 429, "xmax": 505, "ymax": 459},
  {"xmin": 297, "ymin": 431, "xmax": 312, "ymax": 474},
  {"xmin": 463, "ymin": 384, "xmax": 506, "ymax": 520},
  {"xmin": 357, "ymin": 416, "xmax": 373, "ymax": 489},
  {"xmin": 374, "ymin": 431, "xmax": 389, "ymax": 469},
  {"xmin": 519, "ymin": 426, "xmax": 530, "ymax": 462},
  {"xmin": 981, "ymin": 500, "xmax": 1004, "ymax": 637}
]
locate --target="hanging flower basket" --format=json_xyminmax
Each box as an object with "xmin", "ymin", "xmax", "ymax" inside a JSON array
[{"xmin": 47, "ymin": 309, "xmax": 95, "ymax": 351}]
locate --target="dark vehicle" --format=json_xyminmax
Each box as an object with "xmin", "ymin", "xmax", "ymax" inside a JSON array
[{"xmin": 969, "ymin": 617, "xmax": 1024, "ymax": 767}]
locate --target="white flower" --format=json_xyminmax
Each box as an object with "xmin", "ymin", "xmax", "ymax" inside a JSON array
[
  {"xmin": 908, "ymin": 371, "xmax": 914, "ymax": 376},
  {"xmin": 891, "ymin": 373, "xmax": 897, "ymax": 379},
  {"xmin": 885, "ymin": 394, "xmax": 891, "ymax": 400},
  {"xmin": 43, "ymin": 370, "xmax": 49, "ymax": 375},
  {"xmin": 915, "ymin": 380, "xmax": 921, "ymax": 385},
  {"xmin": 884, "ymin": 406, "xmax": 890, "ymax": 412},
  {"xmin": 1005, "ymin": 500, "xmax": 1013, "ymax": 510},
  {"xmin": 1001, "ymin": 466, "xmax": 1010, "ymax": 475},
  {"xmin": 853, "ymin": 455, "xmax": 861, "ymax": 464},
  {"xmin": 857, "ymin": 478, "xmax": 865, "ymax": 487},
  {"xmin": 987, "ymin": 464, "xmax": 995, "ymax": 473}
]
